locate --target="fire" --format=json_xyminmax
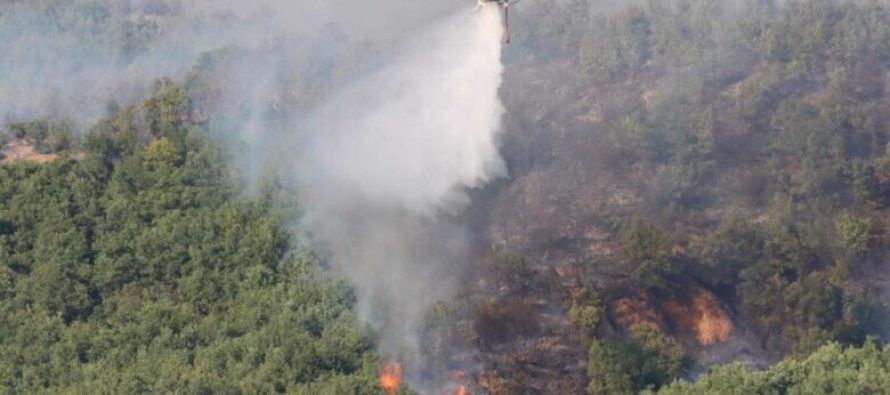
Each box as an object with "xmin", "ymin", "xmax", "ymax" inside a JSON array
[
  {"xmin": 454, "ymin": 384, "xmax": 468, "ymax": 395},
  {"xmin": 379, "ymin": 363, "xmax": 402, "ymax": 394}
]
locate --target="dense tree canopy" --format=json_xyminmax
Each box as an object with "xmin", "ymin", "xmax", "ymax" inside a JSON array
[
  {"xmin": 517, "ymin": 0, "xmax": 889, "ymax": 349},
  {"xmin": 2, "ymin": 0, "xmax": 890, "ymax": 394},
  {"xmin": 653, "ymin": 340, "xmax": 890, "ymax": 394},
  {"xmin": 0, "ymin": 85, "xmax": 387, "ymax": 394},
  {"xmin": 504, "ymin": 0, "xmax": 890, "ymax": 392}
]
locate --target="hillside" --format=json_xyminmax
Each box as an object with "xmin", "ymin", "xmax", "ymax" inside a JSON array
[
  {"xmin": 0, "ymin": 85, "xmax": 390, "ymax": 394},
  {"xmin": 1, "ymin": 1, "xmax": 890, "ymax": 394},
  {"xmin": 446, "ymin": 0, "xmax": 890, "ymax": 393}
]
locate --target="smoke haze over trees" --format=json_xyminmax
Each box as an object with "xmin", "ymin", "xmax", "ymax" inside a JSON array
[{"xmin": 2, "ymin": 0, "xmax": 890, "ymax": 394}]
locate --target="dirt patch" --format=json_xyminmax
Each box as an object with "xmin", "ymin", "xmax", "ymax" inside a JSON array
[{"xmin": 1, "ymin": 142, "xmax": 60, "ymax": 164}]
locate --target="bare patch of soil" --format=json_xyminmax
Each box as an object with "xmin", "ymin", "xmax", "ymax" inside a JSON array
[{"xmin": 1, "ymin": 142, "xmax": 60, "ymax": 164}]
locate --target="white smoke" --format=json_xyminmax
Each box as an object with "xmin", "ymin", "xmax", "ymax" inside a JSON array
[
  {"xmin": 296, "ymin": 5, "xmax": 507, "ymax": 384},
  {"xmin": 0, "ymin": 1, "xmax": 509, "ymax": 390},
  {"xmin": 0, "ymin": 0, "xmax": 457, "ymax": 125},
  {"xmin": 0, "ymin": 1, "xmax": 282, "ymax": 125},
  {"xmin": 303, "ymin": 7, "xmax": 506, "ymax": 215}
]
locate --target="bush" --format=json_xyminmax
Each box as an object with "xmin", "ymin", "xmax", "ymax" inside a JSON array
[
  {"xmin": 587, "ymin": 325, "xmax": 687, "ymax": 395},
  {"xmin": 654, "ymin": 340, "xmax": 890, "ymax": 394},
  {"xmin": 835, "ymin": 213, "xmax": 873, "ymax": 257},
  {"xmin": 621, "ymin": 219, "xmax": 679, "ymax": 293},
  {"xmin": 569, "ymin": 289, "xmax": 605, "ymax": 340}
]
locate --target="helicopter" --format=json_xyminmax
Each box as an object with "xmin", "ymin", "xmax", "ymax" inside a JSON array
[{"xmin": 474, "ymin": 0, "xmax": 521, "ymax": 44}]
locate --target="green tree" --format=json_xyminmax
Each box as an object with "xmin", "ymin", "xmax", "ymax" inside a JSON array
[
  {"xmin": 654, "ymin": 340, "xmax": 890, "ymax": 394},
  {"xmin": 835, "ymin": 212, "xmax": 873, "ymax": 257},
  {"xmin": 622, "ymin": 219, "xmax": 678, "ymax": 293},
  {"xmin": 587, "ymin": 325, "xmax": 686, "ymax": 395}
]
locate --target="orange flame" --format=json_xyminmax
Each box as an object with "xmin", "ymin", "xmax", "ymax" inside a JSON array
[
  {"xmin": 379, "ymin": 363, "xmax": 402, "ymax": 394},
  {"xmin": 454, "ymin": 384, "xmax": 468, "ymax": 395}
]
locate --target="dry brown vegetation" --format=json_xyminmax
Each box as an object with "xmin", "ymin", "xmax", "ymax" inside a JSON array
[{"xmin": 0, "ymin": 141, "xmax": 60, "ymax": 164}]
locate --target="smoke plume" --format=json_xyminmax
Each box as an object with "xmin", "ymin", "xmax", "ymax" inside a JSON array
[
  {"xmin": 1, "ymin": 1, "xmax": 508, "ymax": 391},
  {"xmin": 296, "ymin": 5, "xmax": 507, "ymax": 385}
]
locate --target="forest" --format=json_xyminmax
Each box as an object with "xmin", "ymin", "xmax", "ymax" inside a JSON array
[
  {"xmin": 1, "ymin": 0, "xmax": 889, "ymax": 394},
  {"xmin": 0, "ymin": 83, "xmax": 389, "ymax": 394}
]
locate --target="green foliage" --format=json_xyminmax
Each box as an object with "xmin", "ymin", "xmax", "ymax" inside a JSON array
[
  {"xmin": 654, "ymin": 340, "xmax": 890, "ymax": 395},
  {"xmin": 587, "ymin": 325, "xmax": 687, "ymax": 395},
  {"xmin": 557, "ymin": 0, "xmax": 890, "ymax": 354},
  {"xmin": 731, "ymin": 213, "xmax": 865, "ymax": 353},
  {"xmin": 578, "ymin": 8, "xmax": 652, "ymax": 83},
  {"xmin": 694, "ymin": 216, "xmax": 764, "ymax": 292},
  {"xmin": 3, "ymin": 0, "xmax": 890, "ymax": 393},
  {"xmin": 0, "ymin": 0, "xmax": 161, "ymax": 64},
  {"xmin": 0, "ymin": 86, "xmax": 383, "ymax": 394},
  {"xmin": 568, "ymin": 289, "xmax": 605, "ymax": 340},
  {"xmin": 488, "ymin": 246, "xmax": 534, "ymax": 294},
  {"xmin": 834, "ymin": 212, "xmax": 873, "ymax": 257},
  {"xmin": 5, "ymin": 119, "xmax": 76, "ymax": 153},
  {"xmin": 587, "ymin": 340, "xmax": 637, "ymax": 395},
  {"xmin": 621, "ymin": 219, "xmax": 678, "ymax": 293}
]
